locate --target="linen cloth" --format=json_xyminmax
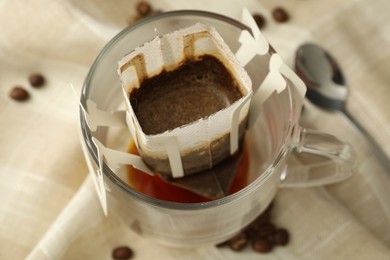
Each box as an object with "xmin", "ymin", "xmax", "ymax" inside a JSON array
[{"xmin": 0, "ymin": 0, "xmax": 389, "ymax": 259}]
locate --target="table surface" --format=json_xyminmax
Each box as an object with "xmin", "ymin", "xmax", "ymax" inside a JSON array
[{"xmin": 0, "ymin": 0, "xmax": 390, "ymax": 259}]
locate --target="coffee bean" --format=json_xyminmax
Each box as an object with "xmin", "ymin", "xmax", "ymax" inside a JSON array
[
  {"xmin": 10, "ymin": 86, "xmax": 29, "ymax": 101},
  {"xmin": 244, "ymin": 227, "xmax": 258, "ymax": 240},
  {"xmin": 217, "ymin": 200, "xmax": 291, "ymax": 254},
  {"xmin": 252, "ymin": 14, "xmax": 266, "ymax": 29},
  {"xmin": 136, "ymin": 1, "xmax": 152, "ymax": 16},
  {"xmin": 272, "ymin": 228, "xmax": 290, "ymax": 246},
  {"xmin": 29, "ymin": 73, "xmax": 45, "ymax": 87},
  {"xmin": 228, "ymin": 232, "xmax": 248, "ymax": 251},
  {"xmin": 252, "ymin": 237, "xmax": 273, "ymax": 253},
  {"xmin": 112, "ymin": 246, "xmax": 134, "ymax": 260},
  {"xmin": 272, "ymin": 7, "xmax": 289, "ymax": 23},
  {"xmin": 255, "ymin": 222, "xmax": 276, "ymax": 238},
  {"xmin": 216, "ymin": 240, "xmax": 229, "ymax": 248}
]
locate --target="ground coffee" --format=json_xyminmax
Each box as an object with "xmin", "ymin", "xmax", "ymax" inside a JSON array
[{"xmin": 130, "ymin": 54, "xmax": 243, "ymax": 135}]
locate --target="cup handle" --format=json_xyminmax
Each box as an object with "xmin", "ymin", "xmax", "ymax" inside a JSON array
[{"xmin": 279, "ymin": 126, "xmax": 357, "ymax": 188}]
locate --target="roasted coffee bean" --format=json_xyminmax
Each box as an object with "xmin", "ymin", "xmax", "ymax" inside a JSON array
[
  {"xmin": 252, "ymin": 14, "xmax": 266, "ymax": 29},
  {"xmin": 29, "ymin": 73, "xmax": 45, "ymax": 87},
  {"xmin": 112, "ymin": 246, "xmax": 134, "ymax": 260},
  {"xmin": 255, "ymin": 222, "xmax": 276, "ymax": 238},
  {"xmin": 252, "ymin": 237, "xmax": 273, "ymax": 253},
  {"xmin": 272, "ymin": 228, "xmax": 290, "ymax": 246},
  {"xmin": 228, "ymin": 232, "xmax": 248, "ymax": 251},
  {"xmin": 10, "ymin": 86, "xmax": 29, "ymax": 101},
  {"xmin": 244, "ymin": 226, "xmax": 258, "ymax": 240},
  {"xmin": 216, "ymin": 240, "xmax": 229, "ymax": 248},
  {"xmin": 272, "ymin": 7, "xmax": 289, "ymax": 23},
  {"xmin": 136, "ymin": 1, "xmax": 152, "ymax": 16},
  {"xmin": 217, "ymin": 201, "xmax": 290, "ymax": 254}
]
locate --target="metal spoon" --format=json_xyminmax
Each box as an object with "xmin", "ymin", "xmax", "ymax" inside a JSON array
[{"xmin": 295, "ymin": 43, "xmax": 390, "ymax": 172}]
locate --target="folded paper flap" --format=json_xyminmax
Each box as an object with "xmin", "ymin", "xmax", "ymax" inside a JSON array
[
  {"xmin": 72, "ymin": 82, "xmax": 127, "ymax": 132},
  {"xmin": 78, "ymin": 125, "xmax": 108, "ymax": 216},
  {"xmin": 81, "ymin": 99, "xmax": 127, "ymax": 131},
  {"xmin": 248, "ymin": 53, "xmax": 307, "ymax": 128},
  {"xmin": 92, "ymin": 137, "xmax": 154, "ymax": 176},
  {"xmin": 235, "ymin": 9, "xmax": 270, "ymax": 67}
]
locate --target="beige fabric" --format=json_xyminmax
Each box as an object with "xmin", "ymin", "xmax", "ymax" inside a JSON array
[{"xmin": 0, "ymin": 0, "xmax": 389, "ymax": 259}]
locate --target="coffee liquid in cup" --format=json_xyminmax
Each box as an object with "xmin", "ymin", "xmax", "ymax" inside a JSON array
[
  {"xmin": 130, "ymin": 55, "xmax": 243, "ymax": 135},
  {"xmin": 127, "ymin": 141, "xmax": 250, "ymax": 203}
]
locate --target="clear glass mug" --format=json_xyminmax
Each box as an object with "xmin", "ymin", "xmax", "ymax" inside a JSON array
[{"xmin": 80, "ymin": 10, "xmax": 356, "ymax": 247}]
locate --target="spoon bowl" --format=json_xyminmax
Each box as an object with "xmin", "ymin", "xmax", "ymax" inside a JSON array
[
  {"xmin": 295, "ymin": 43, "xmax": 347, "ymax": 111},
  {"xmin": 295, "ymin": 43, "xmax": 390, "ymax": 172}
]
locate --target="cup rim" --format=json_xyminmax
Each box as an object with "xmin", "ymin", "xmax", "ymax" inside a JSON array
[{"xmin": 80, "ymin": 10, "xmax": 293, "ymax": 210}]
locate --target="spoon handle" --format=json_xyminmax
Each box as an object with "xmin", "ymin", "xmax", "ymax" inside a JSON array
[{"xmin": 342, "ymin": 109, "xmax": 390, "ymax": 173}]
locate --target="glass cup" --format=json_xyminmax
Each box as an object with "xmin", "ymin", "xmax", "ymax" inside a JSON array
[{"xmin": 80, "ymin": 10, "xmax": 356, "ymax": 247}]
